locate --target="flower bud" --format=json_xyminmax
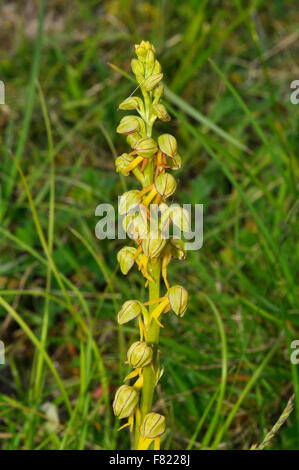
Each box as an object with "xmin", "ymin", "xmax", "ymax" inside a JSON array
[
  {"xmin": 127, "ymin": 341, "xmax": 153, "ymax": 368},
  {"xmin": 154, "ymin": 173, "xmax": 177, "ymax": 199},
  {"xmin": 119, "ymin": 190, "xmax": 140, "ymax": 215},
  {"xmin": 142, "ymin": 236, "xmax": 166, "ymax": 258},
  {"xmin": 158, "ymin": 133, "xmax": 177, "ymax": 157},
  {"xmin": 131, "ymin": 58, "xmax": 144, "ymax": 77},
  {"xmin": 113, "ymin": 385, "xmax": 139, "ymax": 419},
  {"xmin": 119, "ymin": 97, "xmax": 144, "ymax": 112},
  {"xmin": 140, "ymin": 413, "xmax": 166, "ymax": 439},
  {"xmin": 153, "ymin": 104, "xmax": 170, "ymax": 122},
  {"xmin": 135, "ymin": 44, "xmax": 147, "ymax": 60},
  {"xmin": 117, "ymin": 300, "xmax": 143, "ymax": 324},
  {"xmin": 134, "ymin": 137, "xmax": 158, "ymax": 159},
  {"xmin": 115, "ymin": 153, "xmax": 134, "ymax": 175},
  {"xmin": 117, "ymin": 246, "xmax": 137, "ymax": 275},
  {"xmin": 167, "ymin": 285, "xmax": 188, "ymax": 317},
  {"xmin": 168, "ymin": 153, "xmax": 181, "ymax": 170},
  {"xmin": 145, "ymin": 49, "xmax": 155, "ymax": 71},
  {"xmin": 153, "ymin": 59, "xmax": 162, "ymax": 75},
  {"xmin": 144, "ymin": 73, "xmax": 163, "ymax": 91},
  {"xmin": 123, "ymin": 205, "xmax": 148, "ymax": 240},
  {"xmin": 126, "ymin": 133, "xmax": 140, "ymax": 149},
  {"xmin": 153, "ymin": 84, "xmax": 164, "ymax": 102},
  {"xmin": 170, "ymin": 238, "xmax": 186, "ymax": 260},
  {"xmin": 135, "ymin": 41, "xmax": 155, "ymax": 61},
  {"xmin": 117, "ymin": 115, "xmax": 140, "ymax": 134}
]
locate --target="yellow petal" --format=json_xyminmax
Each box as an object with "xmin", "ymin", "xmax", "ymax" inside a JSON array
[
  {"xmin": 142, "ymin": 187, "xmax": 157, "ymax": 207},
  {"xmin": 138, "ymin": 436, "xmax": 153, "ymax": 450},
  {"xmin": 154, "ymin": 437, "xmax": 160, "ymax": 450},
  {"xmin": 118, "ymin": 421, "xmax": 131, "ymax": 431},
  {"xmin": 139, "ymin": 183, "xmax": 154, "ymax": 198},
  {"xmin": 124, "ymin": 369, "xmax": 140, "ymax": 381},
  {"xmin": 128, "ymin": 413, "xmax": 134, "ymax": 432},
  {"xmin": 144, "ymin": 296, "xmax": 167, "ymax": 306},
  {"xmin": 133, "ymin": 374, "xmax": 144, "ymax": 390},
  {"xmin": 125, "ymin": 156, "xmax": 144, "ymax": 172},
  {"xmin": 148, "ymin": 299, "xmax": 169, "ymax": 326}
]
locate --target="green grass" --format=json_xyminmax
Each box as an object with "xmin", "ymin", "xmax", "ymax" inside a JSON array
[{"xmin": 0, "ymin": 0, "xmax": 298, "ymax": 450}]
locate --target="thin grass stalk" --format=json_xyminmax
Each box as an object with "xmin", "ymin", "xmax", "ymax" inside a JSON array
[{"xmin": 33, "ymin": 82, "xmax": 55, "ymax": 403}]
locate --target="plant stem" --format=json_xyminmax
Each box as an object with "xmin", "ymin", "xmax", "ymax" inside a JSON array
[
  {"xmin": 134, "ymin": 259, "xmax": 161, "ymax": 449},
  {"xmin": 133, "ymin": 84, "xmax": 161, "ymax": 449},
  {"xmin": 140, "ymin": 87, "xmax": 161, "ymax": 418},
  {"xmin": 142, "ymin": 259, "xmax": 161, "ymax": 414}
]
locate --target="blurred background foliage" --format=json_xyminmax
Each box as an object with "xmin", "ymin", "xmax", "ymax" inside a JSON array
[{"xmin": 0, "ymin": 0, "xmax": 298, "ymax": 450}]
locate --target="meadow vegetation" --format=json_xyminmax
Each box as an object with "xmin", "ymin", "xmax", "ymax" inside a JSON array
[{"xmin": 0, "ymin": 0, "xmax": 298, "ymax": 450}]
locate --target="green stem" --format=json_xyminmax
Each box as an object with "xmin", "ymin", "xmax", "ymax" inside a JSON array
[
  {"xmin": 133, "ymin": 84, "xmax": 161, "ymax": 450},
  {"xmin": 142, "ymin": 258, "xmax": 161, "ymax": 416},
  {"xmin": 134, "ymin": 259, "xmax": 161, "ymax": 449}
]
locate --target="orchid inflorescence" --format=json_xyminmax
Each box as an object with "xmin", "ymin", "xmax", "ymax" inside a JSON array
[{"xmin": 112, "ymin": 41, "xmax": 189, "ymax": 450}]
